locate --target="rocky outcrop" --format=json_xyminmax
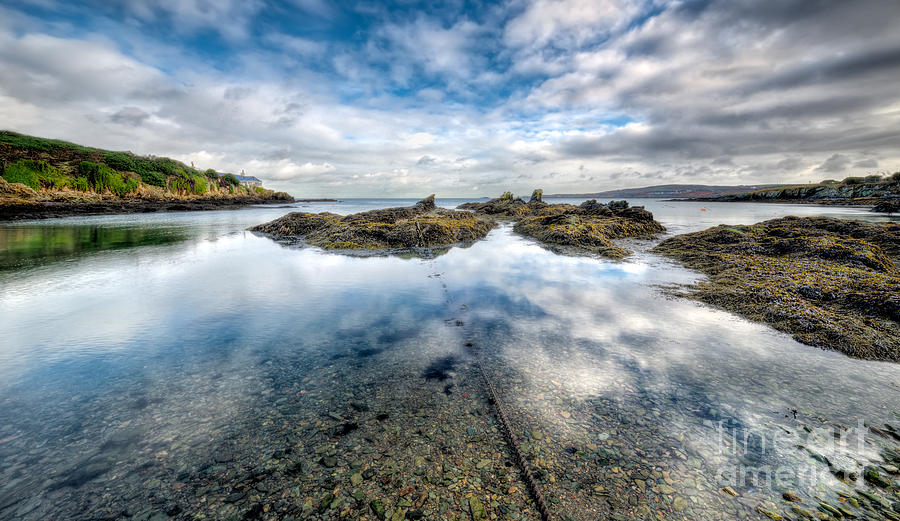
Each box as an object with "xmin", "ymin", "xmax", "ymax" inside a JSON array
[
  {"xmin": 872, "ymin": 201, "xmax": 899, "ymax": 214},
  {"xmin": 654, "ymin": 217, "xmax": 900, "ymax": 361},
  {"xmin": 0, "ymin": 177, "xmax": 39, "ymax": 209},
  {"xmin": 250, "ymin": 195, "xmax": 495, "ymax": 252},
  {"xmin": 513, "ymin": 200, "xmax": 665, "ymax": 258},
  {"xmin": 458, "ymin": 192, "xmax": 666, "ymax": 258},
  {"xmin": 456, "ymin": 193, "xmax": 537, "ymax": 218}
]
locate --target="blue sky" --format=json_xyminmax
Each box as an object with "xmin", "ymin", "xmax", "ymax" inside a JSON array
[{"xmin": 1, "ymin": 0, "xmax": 898, "ymax": 197}]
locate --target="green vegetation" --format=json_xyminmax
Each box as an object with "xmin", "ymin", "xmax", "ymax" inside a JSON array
[
  {"xmin": 221, "ymin": 173, "xmax": 240, "ymax": 187},
  {"xmin": 1, "ymin": 159, "xmax": 71, "ymax": 190},
  {"xmin": 78, "ymin": 161, "xmax": 139, "ymax": 196},
  {"xmin": 843, "ymin": 176, "xmax": 866, "ymax": 185},
  {"xmin": 2, "ymin": 161, "xmax": 41, "ymax": 190},
  {"xmin": 0, "ymin": 131, "xmax": 94, "ymax": 153},
  {"xmin": 0, "ymin": 130, "xmax": 283, "ymax": 202},
  {"xmin": 72, "ymin": 176, "xmax": 91, "ymax": 192}
]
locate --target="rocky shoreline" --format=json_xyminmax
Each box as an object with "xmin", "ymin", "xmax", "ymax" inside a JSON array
[
  {"xmin": 654, "ymin": 216, "xmax": 900, "ymax": 362},
  {"xmin": 0, "ymin": 177, "xmax": 309, "ymax": 220},
  {"xmin": 672, "ymin": 178, "xmax": 900, "ymax": 214}
]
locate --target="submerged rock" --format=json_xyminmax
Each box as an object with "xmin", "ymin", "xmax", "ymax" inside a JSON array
[
  {"xmin": 654, "ymin": 216, "xmax": 900, "ymax": 361},
  {"xmin": 250, "ymin": 195, "xmax": 495, "ymax": 252}
]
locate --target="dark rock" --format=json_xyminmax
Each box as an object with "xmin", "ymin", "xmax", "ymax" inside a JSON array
[
  {"xmin": 422, "ymin": 356, "xmax": 456, "ymax": 381},
  {"xmin": 873, "ymin": 201, "xmax": 899, "ymax": 214},
  {"xmin": 865, "ymin": 467, "xmax": 891, "ymax": 487},
  {"xmin": 332, "ymin": 422, "xmax": 358, "ymax": 437},
  {"xmin": 251, "ymin": 195, "xmax": 494, "ymax": 252},
  {"xmin": 224, "ymin": 491, "xmax": 246, "ymax": 503}
]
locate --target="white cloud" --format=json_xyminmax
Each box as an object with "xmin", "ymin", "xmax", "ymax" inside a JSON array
[
  {"xmin": 504, "ymin": 0, "xmax": 636, "ymax": 49},
  {"xmin": 244, "ymin": 159, "xmax": 336, "ymax": 181},
  {"xmin": 0, "ymin": 1, "xmax": 898, "ymax": 198},
  {"xmin": 117, "ymin": 0, "xmax": 265, "ymax": 40}
]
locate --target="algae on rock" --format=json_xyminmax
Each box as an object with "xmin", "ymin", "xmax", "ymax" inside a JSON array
[
  {"xmin": 654, "ymin": 216, "xmax": 900, "ymax": 361},
  {"xmin": 251, "ymin": 195, "xmax": 495, "ymax": 252},
  {"xmin": 459, "ymin": 192, "xmax": 666, "ymax": 258}
]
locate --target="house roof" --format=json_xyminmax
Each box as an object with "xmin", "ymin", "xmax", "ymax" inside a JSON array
[{"xmin": 218, "ymin": 173, "xmax": 261, "ymax": 182}]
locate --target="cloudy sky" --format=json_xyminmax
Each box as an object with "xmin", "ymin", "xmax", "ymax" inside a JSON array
[{"xmin": 1, "ymin": 0, "xmax": 898, "ymax": 197}]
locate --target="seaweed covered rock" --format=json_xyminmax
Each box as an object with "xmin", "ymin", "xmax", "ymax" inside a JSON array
[
  {"xmin": 457, "ymin": 192, "xmax": 535, "ymax": 218},
  {"xmin": 514, "ymin": 208, "xmax": 666, "ymax": 258},
  {"xmin": 653, "ymin": 216, "xmax": 900, "ymax": 361},
  {"xmin": 459, "ymin": 191, "xmax": 665, "ymax": 257},
  {"xmin": 250, "ymin": 195, "xmax": 495, "ymax": 251}
]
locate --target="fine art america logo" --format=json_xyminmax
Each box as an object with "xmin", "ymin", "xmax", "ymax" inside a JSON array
[{"xmin": 712, "ymin": 419, "xmax": 874, "ymax": 490}]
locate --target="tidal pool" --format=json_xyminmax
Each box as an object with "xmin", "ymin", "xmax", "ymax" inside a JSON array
[{"xmin": 0, "ymin": 199, "xmax": 898, "ymax": 521}]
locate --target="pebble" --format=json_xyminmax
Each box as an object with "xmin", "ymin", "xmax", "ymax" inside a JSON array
[{"xmin": 469, "ymin": 496, "xmax": 487, "ymax": 521}]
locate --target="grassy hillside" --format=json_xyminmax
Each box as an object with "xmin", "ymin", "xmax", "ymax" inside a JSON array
[{"xmin": 0, "ymin": 130, "xmax": 283, "ymax": 199}]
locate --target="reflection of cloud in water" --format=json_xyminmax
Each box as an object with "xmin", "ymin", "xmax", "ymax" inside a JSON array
[
  {"xmin": 1, "ymin": 215, "xmax": 899, "ymax": 519},
  {"xmin": 426, "ymin": 227, "xmax": 900, "ymax": 505}
]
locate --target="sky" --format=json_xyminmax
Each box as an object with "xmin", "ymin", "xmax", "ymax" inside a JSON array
[{"xmin": 0, "ymin": 0, "xmax": 898, "ymax": 197}]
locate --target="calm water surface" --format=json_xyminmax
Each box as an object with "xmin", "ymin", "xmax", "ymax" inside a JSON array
[{"xmin": 0, "ymin": 199, "xmax": 898, "ymax": 521}]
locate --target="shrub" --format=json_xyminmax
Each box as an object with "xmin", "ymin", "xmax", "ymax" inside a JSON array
[
  {"xmin": 103, "ymin": 151, "xmax": 137, "ymax": 172},
  {"xmin": 820, "ymin": 179, "xmax": 839, "ymax": 185},
  {"xmin": 73, "ymin": 176, "xmax": 91, "ymax": 191},
  {"xmin": 4, "ymin": 159, "xmax": 69, "ymax": 189},
  {"xmin": 843, "ymin": 176, "xmax": 865, "ymax": 185},
  {"xmin": 78, "ymin": 161, "xmax": 138, "ymax": 196},
  {"xmin": 863, "ymin": 174, "xmax": 883, "ymax": 183},
  {"xmin": 1, "ymin": 162, "xmax": 40, "ymax": 190},
  {"xmin": 123, "ymin": 176, "xmax": 140, "ymax": 193},
  {"xmin": 204, "ymin": 168, "xmax": 219, "ymax": 179},
  {"xmin": 168, "ymin": 176, "xmax": 190, "ymax": 193},
  {"xmin": 191, "ymin": 175, "xmax": 207, "ymax": 195},
  {"xmin": 139, "ymin": 169, "xmax": 166, "ymax": 187},
  {"xmin": 221, "ymin": 173, "xmax": 240, "ymax": 187},
  {"xmin": 148, "ymin": 157, "xmax": 183, "ymax": 176},
  {"xmin": 891, "ymin": 172, "xmax": 900, "ymax": 182}
]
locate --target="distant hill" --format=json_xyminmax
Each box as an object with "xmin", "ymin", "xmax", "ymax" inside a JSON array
[{"xmin": 547, "ymin": 184, "xmax": 787, "ymax": 199}]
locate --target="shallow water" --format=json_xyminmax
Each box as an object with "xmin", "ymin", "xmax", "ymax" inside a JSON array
[{"xmin": 0, "ymin": 199, "xmax": 898, "ymax": 521}]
